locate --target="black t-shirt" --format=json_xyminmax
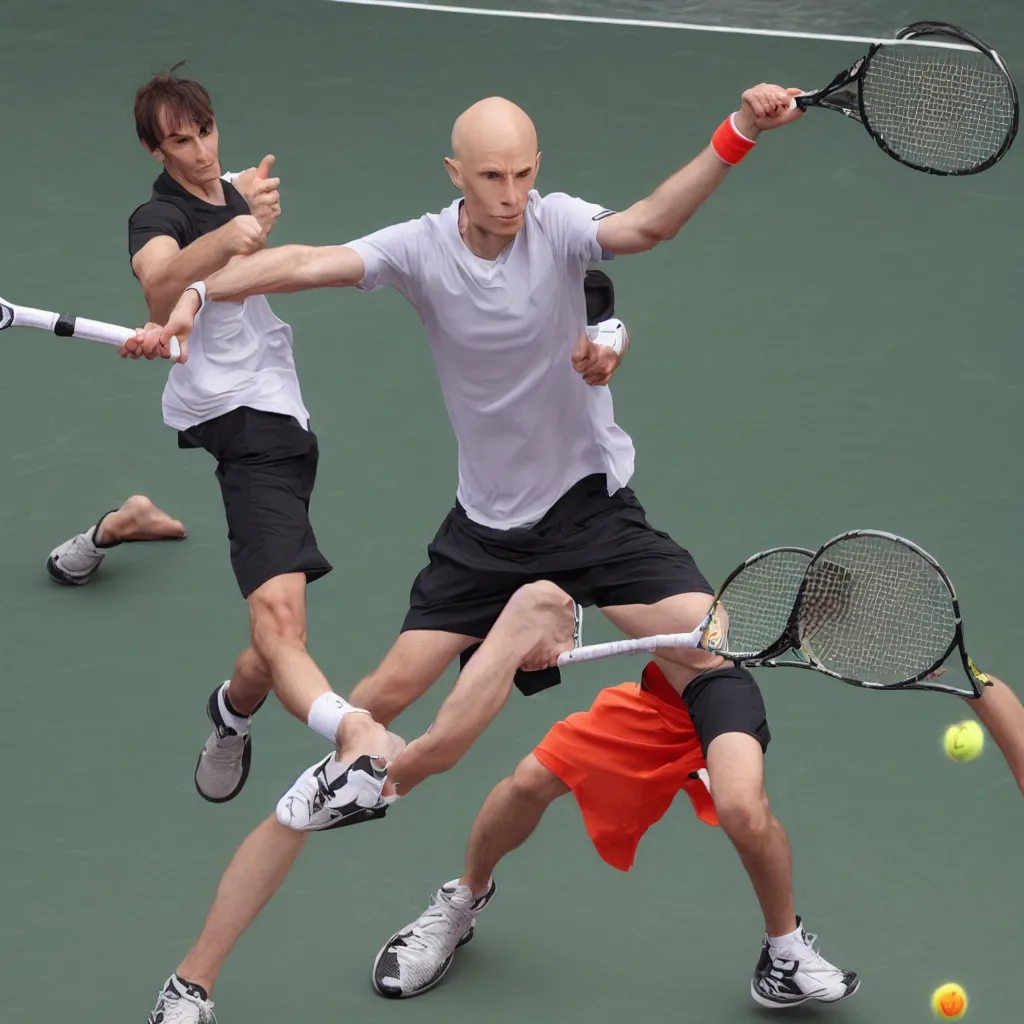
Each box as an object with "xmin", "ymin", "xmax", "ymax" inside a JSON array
[{"xmin": 128, "ymin": 169, "xmax": 250, "ymax": 262}]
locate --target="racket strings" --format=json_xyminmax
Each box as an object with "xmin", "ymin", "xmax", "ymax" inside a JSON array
[
  {"xmin": 862, "ymin": 44, "xmax": 1016, "ymax": 173},
  {"xmin": 715, "ymin": 550, "xmax": 811, "ymax": 656},
  {"xmin": 798, "ymin": 536, "xmax": 957, "ymax": 685}
]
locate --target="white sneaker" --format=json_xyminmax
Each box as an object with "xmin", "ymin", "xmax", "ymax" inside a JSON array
[
  {"xmin": 750, "ymin": 918, "xmax": 860, "ymax": 1008},
  {"xmin": 275, "ymin": 752, "xmax": 390, "ymax": 832},
  {"xmin": 147, "ymin": 975, "xmax": 217, "ymax": 1023},
  {"xmin": 46, "ymin": 523, "xmax": 112, "ymax": 585},
  {"xmin": 194, "ymin": 686, "xmax": 252, "ymax": 804},
  {"xmin": 372, "ymin": 878, "xmax": 497, "ymax": 998}
]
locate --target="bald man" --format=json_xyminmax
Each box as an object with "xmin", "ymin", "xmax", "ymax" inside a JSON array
[{"xmin": 133, "ymin": 84, "xmax": 872, "ymax": 1016}]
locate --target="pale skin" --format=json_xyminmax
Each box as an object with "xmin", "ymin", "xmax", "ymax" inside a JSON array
[
  {"xmin": 93, "ymin": 494, "xmax": 186, "ymax": 543},
  {"xmin": 138, "ymin": 85, "xmax": 1024, "ymax": 996}
]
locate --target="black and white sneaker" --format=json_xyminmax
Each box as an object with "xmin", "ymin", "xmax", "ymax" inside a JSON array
[
  {"xmin": 275, "ymin": 752, "xmax": 391, "ymax": 831},
  {"xmin": 194, "ymin": 685, "xmax": 253, "ymax": 804},
  {"xmin": 372, "ymin": 878, "xmax": 497, "ymax": 998},
  {"xmin": 147, "ymin": 974, "xmax": 217, "ymax": 1023},
  {"xmin": 751, "ymin": 918, "xmax": 860, "ymax": 1008}
]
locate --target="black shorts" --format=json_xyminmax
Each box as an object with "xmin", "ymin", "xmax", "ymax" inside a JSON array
[
  {"xmin": 677, "ymin": 665, "xmax": 771, "ymax": 755},
  {"xmin": 179, "ymin": 406, "xmax": 333, "ymax": 599},
  {"xmin": 409, "ymin": 473, "xmax": 712, "ymax": 691}
]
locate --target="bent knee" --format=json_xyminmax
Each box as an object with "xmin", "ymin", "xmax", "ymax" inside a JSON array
[
  {"xmin": 510, "ymin": 580, "xmax": 574, "ymax": 618},
  {"xmin": 510, "ymin": 754, "xmax": 570, "ymax": 804},
  {"xmin": 714, "ymin": 788, "xmax": 772, "ymax": 840},
  {"xmin": 250, "ymin": 590, "xmax": 307, "ymax": 650}
]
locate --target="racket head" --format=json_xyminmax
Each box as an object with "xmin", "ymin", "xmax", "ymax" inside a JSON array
[
  {"xmin": 791, "ymin": 529, "xmax": 986, "ymax": 695},
  {"xmin": 858, "ymin": 22, "xmax": 1018, "ymax": 175},
  {"xmin": 0, "ymin": 297, "xmax": 14, "ymax": 331},
  {"xmin": 702, "ymin": 546, "xmax": 815, "ymax": 660}
]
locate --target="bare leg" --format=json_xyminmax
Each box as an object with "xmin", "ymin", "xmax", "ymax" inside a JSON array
[
  {"xmin": 173, "ymin": 630, "xmax": 472, "ymax": 993},
  {"xmin": 176, "ymin": 817, "xmax": 307, "ymax": 994},
  {"xmin": 461, "ymin": 754, "xmax": 569, "ymax": 896},
  {"xmin": 707, "ymin": 732, "xmax": 795, "ymax": 937}
]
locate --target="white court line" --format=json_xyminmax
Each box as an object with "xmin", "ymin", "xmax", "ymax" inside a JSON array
[{"xmin": 324, "ymin": 0, "xmax": 976, "ymax": 49}]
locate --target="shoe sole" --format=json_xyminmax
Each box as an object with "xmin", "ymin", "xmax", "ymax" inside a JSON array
[
  {"xmin": 194, "ymin": 692, "xmax": 253, "ymax": 804},
  {"xmin": 46, "ymin": 556, "xmax": 93, "ymax": 586},
  {"xmin": 749, "ymin": 975, "xmax": 861, "ymax": 1009}
]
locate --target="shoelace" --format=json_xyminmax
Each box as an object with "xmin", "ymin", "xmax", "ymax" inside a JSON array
[
  {"xmin": 787, "ymin": 930, "xmax": 843, "ymax": 975},
  {"xmin": 399, "ymin": 893, "xmax": 468, "ymax": 956},
  {"xmin": 61, "ymin": 534, "xmax": 102, "ymax": 572},
  {"xmin": 204, "ymin": 730, "xmax": 246, "ymax": 770}
]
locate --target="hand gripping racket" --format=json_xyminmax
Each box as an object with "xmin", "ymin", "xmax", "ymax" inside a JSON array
[
  {"xmin": 558, "ymin": 530, "xmax": 991, "ymax": 699},
  {"xmin": 792, "ymin": 21, "xmax": 1018, "ymax": 176},
  {"xmin": 0, "ymin": 296, "xmax": 181, "ymax": 359}
]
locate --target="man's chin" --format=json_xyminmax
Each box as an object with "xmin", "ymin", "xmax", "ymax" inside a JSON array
[{"xmin": 492, "ymin": 215, "xmax": 523, "ymax": 236}]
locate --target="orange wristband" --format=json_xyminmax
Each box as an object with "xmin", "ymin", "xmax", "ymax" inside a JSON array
[{"xmin": 711, "ymin": 114, "xmax": 757, "ymax": 166}]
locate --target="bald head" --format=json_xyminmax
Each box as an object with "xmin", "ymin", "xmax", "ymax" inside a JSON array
[
  {"xmin": 451, "ymin": 97, "xmax": 537, "ymax": 163},
  {"xmin": 446, "ymin": 97, "xmax": 541, "ymax": 255}
]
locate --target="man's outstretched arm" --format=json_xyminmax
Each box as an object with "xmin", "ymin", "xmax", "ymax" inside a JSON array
[{"xmin": 386, "ymin": 582, "xmax": 579, "ymax": 795}]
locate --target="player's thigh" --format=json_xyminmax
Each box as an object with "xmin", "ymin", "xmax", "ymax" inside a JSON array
[
  {"xmin": 511, "ymin": 752, "xmax": 571, "ymax": 803},
  {"xmin": 705, "ymin": 731, "xmax": 771, "ymax": 835},
  {"xmin": 349, "ymin": 629, "xmax": 476, "ymax": 723},
  {"xmin": 601, "ymin": 592, "xmax": 721, "ymax": 682},
  {"xmin": 689, "ymin": 667, "xmax": 773, "ymax": 833}
]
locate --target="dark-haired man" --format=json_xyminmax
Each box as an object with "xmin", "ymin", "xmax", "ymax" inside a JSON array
[{"xmin": 127, "ymin": 69, "xmax": 394, "ymax": 808}]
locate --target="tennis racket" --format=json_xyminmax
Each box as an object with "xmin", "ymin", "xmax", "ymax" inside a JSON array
[
  {"xmin": 0, "ymin": 295, "xmax": 181, "ymax": 359},
  {"xmin": 558, "ymin": 530, "xmax": 991, "ymax": 699},
  {"xmin": 792, "ymin": 21, "xmax": 1018, "ymax": 176}
]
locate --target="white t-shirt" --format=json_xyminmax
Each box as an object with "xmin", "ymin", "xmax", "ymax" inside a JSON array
[
  {"xmin": 161, "ymin": 294, "xmax": 310, "ymax": 432},
  {"xmin": 346, "ymin": 190, "xmax": 636, "ymax": 530},
  {"xmin": 160, "ymin": 170, "xmax": 311, "ymax": 432}
]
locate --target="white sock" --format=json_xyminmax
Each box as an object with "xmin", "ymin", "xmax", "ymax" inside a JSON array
[
  {"xmin": 768, "ymin": 923, "xmax": 805, "ymax": 953},
  {"xmin": 217, "ymin": 681, "xmax": 251, "ymax": 735},
  {"xmin": 307, "ymin": 691, "xmax": 367, "ymax": 745}
]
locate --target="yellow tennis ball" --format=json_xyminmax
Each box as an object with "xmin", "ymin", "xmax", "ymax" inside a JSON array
[
  {"xmin": 944, "ymin": 720, "xmax": 984, "ymax": 762},
  {"xmin": 931, "ymin": 982, "xmax": 968, "ymax": 1019}
]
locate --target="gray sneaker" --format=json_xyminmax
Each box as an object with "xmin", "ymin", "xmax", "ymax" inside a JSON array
[
  {"xmin": 372, "ymin": 878, "xmax": 497, "ymax": 998},
  {"xmin": 46, "ymin": 517, "xmax": 116, "ymax": 585},
  {"xmin": 194, "ymin": 686, "xmax": 252, "ymax": 804}
]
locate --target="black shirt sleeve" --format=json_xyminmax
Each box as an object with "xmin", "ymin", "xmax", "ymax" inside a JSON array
[{"xmin": 128, "ymin": 199, "xmax": 194, "ymax": 260}]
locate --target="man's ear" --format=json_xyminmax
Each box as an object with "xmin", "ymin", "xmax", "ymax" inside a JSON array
[{"xmin": 444, "ymin": 156, "xmax": 462, "ymax": 189}]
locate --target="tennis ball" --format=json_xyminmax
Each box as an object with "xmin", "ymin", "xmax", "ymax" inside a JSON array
[
  {"xmin": 931, "ymin": 982, "xmax": 968, "ymax": 1019},
  {"xmin": 944, "ymin": 721, "xmax": 984, "ymax": 762}
]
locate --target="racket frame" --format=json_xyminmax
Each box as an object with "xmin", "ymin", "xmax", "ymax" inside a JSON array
[
  {"xmin": 795, "ymin": 20, "xmax": 1019, "ymax": 177},
  {"xmin": 743, "ymin": 530, "xmax": 990, "ymax": 699}
]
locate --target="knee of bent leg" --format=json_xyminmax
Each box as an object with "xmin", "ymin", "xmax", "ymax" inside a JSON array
[
  {"xmin": 713, "ymin": 778, "xmax": 772, "ymax": 843},
  {"xmin": 250, "ymin": 585, "xmax": 306, "ymax": 653},
  {"xmin": 509, "ymin": 580, "xmax": 574, "ymax": 621},
  {"xmin": 510, "ymin": 754, "xmax": 569, "ymax": 805}
]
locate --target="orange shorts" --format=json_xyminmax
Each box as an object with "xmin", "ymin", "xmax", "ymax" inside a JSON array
[{"xmin": 533, "ymin": 662, "xmax": 719, "ymax": 873}]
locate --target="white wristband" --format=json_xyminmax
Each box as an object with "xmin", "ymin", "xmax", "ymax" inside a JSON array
[
  {"xmin": 187, "ymin": 280, "xmax": 207, "ymax": 309},
  {"xmin": 586, "ymin": 318, "xmax": 630, "ymax": 357}
]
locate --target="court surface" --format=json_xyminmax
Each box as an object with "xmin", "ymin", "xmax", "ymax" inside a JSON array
[{"xmin": 2, "ymin": 0, "xmax": 1023, "ymax": 1021}]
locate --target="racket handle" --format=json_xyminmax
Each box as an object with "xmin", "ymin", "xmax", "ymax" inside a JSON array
[
  {"xmin": 557, "ymin": 628, "xmax": 702, "ymax": 667},
  {"xmin": 9, "ymin": 301, "xmax": 181, "ymax": 360}
]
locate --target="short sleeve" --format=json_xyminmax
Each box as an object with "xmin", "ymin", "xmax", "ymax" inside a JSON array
[
  {"xmin": 344, "ymin": 217, "xmax": 428, "ymax": 292},
  {"xmin": 128, "ymin": 200, "xmax": 192, "ymax": 259},
  {"xmin": 538, "ymin": 192, "xmax": 615, "ymax": 266}
]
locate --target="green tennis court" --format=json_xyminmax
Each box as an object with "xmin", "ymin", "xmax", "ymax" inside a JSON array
[{"xmin": 2, "ymin": 0, "xmax": 1022, "ymax": 1020}]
